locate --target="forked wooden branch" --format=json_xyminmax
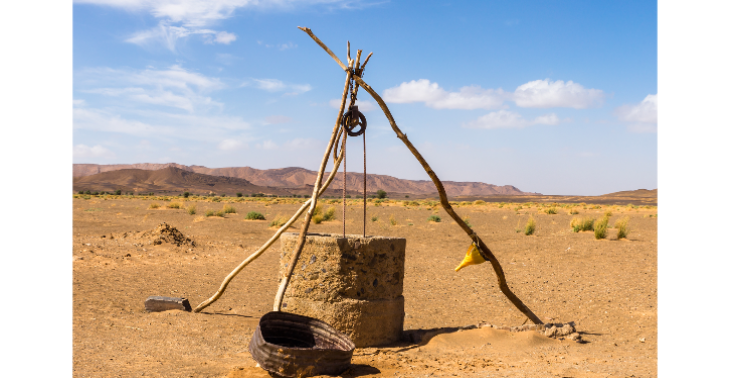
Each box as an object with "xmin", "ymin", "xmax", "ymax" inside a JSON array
[{"xmin": 297, "ymin": 27, "xmax": 543, "ymax": 324}]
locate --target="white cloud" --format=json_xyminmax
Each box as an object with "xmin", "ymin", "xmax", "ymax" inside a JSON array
[
  {"xmin": 245, "ymin": 79, "xmax": 312, "ymax": 94},
  {"xmin": 256, "ymin": 140, "xmax": 278, "ymax": 150},
  {"xmin": 77, "ymin": 0, "xmax": 358, "ymax": 51},
  {"xmin": 329, "ymin": 99, "xmax": 376, "ymax": 112},
  {"xmin": 218, "ymin": 139, "xmax": 246, "ymax": 151},
  {"xmin": 512, "ymin": 79, "xmax": 605, "ymax": 109},
  {"xmin": 73, "ymin": 99, "xmax": 86, "ymax": 106},
  {"xmin": 383, "ymin": 79, "xmax": 506, "ymax": 110},
  {"xmin": 264, "ymin": 115, "xmax": 292, "ymax": 124},
  {"xmin": 614, "ymin": 94, "xmax": 657, "ymax": 133},
  {"xmin": 73, "ymin": 144, "xmax": 116, "ymax": 160},
  {"xmin": 214, "ymin": 31, "xmax": 237, "ymax": 44},
  {"xmin": 78, "ymin": 65, "xmax": 224, "ymax": 112},
  {"xmin": 464, "ymin": 110, "xmax": 562, "ymax": 129}
]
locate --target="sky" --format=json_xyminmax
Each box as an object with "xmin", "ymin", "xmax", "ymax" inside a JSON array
[{"xmin": 72, "ymin": 0, "xmax": 657, "ymax": 195}]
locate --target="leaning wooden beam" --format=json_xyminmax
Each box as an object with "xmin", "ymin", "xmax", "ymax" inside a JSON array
[
  {"xmin": 297, "ymin": 27, "xmax": 543, "ymax": 325},
  {"xmin": 193, "ymin": 131, "xmax": 347, "ymax": 313},
  {"xmin": 272, "ymin": 57, "xmax": 355, "ymax": 312}
]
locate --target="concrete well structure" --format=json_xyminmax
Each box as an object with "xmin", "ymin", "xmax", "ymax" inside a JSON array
[{"xmin": 279, "ymin": 232, "xmax": 406, "ymax": 347}]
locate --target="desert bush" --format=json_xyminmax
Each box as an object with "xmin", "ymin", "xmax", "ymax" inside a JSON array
[
  {"xmin": 604, "ymin": 210, "xmax": 613, "ymax": 217},
  {"xmin": 212, "ymin": 197, "xmax": 222, "ymax": 202},
  {"xmin": 205, "ymin": 209, "xmax": 215, "ymax": 217},
  {"xmin": 244, "ymin": 211, "xmax": 265, "ymax": 220},
  {"xmin": 167, "ymin": 202, "xmax": 181, "ymax": 209},
  {"xmin": 570, "ymin": 217, "xmax": 595, "ymax": 232},
  {"xmin": 376, "ymin": 189, "xmax": 388, "ymax": 199},
  {"xmin": 312, "ymin": 214, "xmax": 324, "ymax": 224},
  {"xmin": 569, "ymin": 208, "xmax": 579, "ymax": 215},
  {"xmin": 371, "ymin": 216, "xmax": 378, "ymax": 222},
  {"xmin": 187, "ymin": 205, "xmax": 196, "ymax": 215},
  {"xmin": 223, "ymin": 205, "xmax": 236, "ymax": 214},
  {"xmin": 544, "ymin": 207, "xmax": 558, "ymax": 215},
  {"xmin": 215, "ymin": 210, "xmax": 225, "ymax": 217},
  {"xmin": 594, "ymin": 216, "xmax": 609, "ymax": 239},
  {"xmin": 615, "ymin": 217, "xmax": 630, "ymax": 239},
  {"xmin": 237, "ymin": 193, "xmax": 243, "ymax": 197},
  {"xmin": 474, "ymin": 200, "xmax": 486, "ymax": 205},
  {"xmin": 183, "ymin": 192, "xmax": 190, "ymax": 198},
  {"xmin": 389, "ymin": 214, "xmax": 397, "ymax": 226},
  {"xmin": 428, "ymin": 215, "xmax": 441, "ymax": 223},
  {"xmin": 149, "ymin": 203, "xmax": 160, "ymax": 209},
  {"xmin": 115, "ymin": 189, "xmax": 122, "ymax": 195},
  {"xmin": 524, "ymin": 216, "xmax": 536, "ymax": 235},
  {"xmin": 322, "ymin": 206, "xmax": 336, "ymax": 221}
]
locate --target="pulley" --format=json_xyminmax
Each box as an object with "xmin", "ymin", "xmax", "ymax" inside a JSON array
[{"xmin": 341, "ymin": 105, "xmax": 367, "ymax": 137}]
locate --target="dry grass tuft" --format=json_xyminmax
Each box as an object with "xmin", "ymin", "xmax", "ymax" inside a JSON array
[
  {"xmin": 269, "ymin": 215, "xmax": 287, "ymax": 228},
  {"xmin": 389, "ymin": 214, "xmax": 397, "ymax": 226},
  {"xmin": 524, "ymin": 216, "xmax": 536, "ymax": 235},
  {"xmin": 322, "ymin": 206, "xmax": 336, "ymax": 221},
  {"xmin": 544, "ymin": 207, "xmax": 558, "ymax": 215},
  {"xmin": 428, "ymin": 215, "xmax": 441, "ymax": 223},
  {"xmin": 570, "ymin": 217, "xmax": 594, "ymax": 233},
  {"xmin": 594, "ymin": 215, "xmax": 609, "ymax": 239},
  {"xmin": 187, "ymin": 205, "xmax": 196, "ymax": 215},
  {"xmin": 148, "ymin": 203, "xmax": 160, "ymax": 209},
  {"xmin": 167, "ymin": 202, "xmax": 181, "ymax": 209},
  {"xmin": 570, "ymin": 207, "xmax": 580, "ymax": 215},
  {"xmin": 615, "ymin": 216, "xmax": 630, "ymax": 239},
  {"xmin": 223, "ymin": 205, "xmax": 236, "ymax": 214},
  {"xmin": 473, "ymin": 200, "xmax": 485, "ymax": 205}
]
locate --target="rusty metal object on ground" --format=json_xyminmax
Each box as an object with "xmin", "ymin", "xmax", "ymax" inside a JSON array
[
  {"xmin": 280, "ymin": 232, "xmax": 406, "ymax": 347},
  {"xmin": 144, "ymin": 296, "xmax": 191, "ymax": 312},
  {"xmin": 249, "ymin": 311, "xmax": 355, "ymax": 378}
]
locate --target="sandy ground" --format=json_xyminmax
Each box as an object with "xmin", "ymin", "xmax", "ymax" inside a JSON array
[{"xmin": 73, "ymin": 197, "xmax": 656, "ymax": 377}]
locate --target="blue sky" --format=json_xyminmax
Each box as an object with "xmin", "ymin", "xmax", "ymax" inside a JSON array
[{"xmin": 72, "ymin": 0, "xmax": 657, "ymax": 195}]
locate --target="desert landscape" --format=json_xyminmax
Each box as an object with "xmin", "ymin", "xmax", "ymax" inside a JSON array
[{"xmin": 73, "ymin": 190, "xmax": 657, "ymax": 377}]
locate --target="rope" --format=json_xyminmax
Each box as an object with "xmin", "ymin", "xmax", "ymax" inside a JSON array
[
  {"xmin": 342, "ymin": 136, "xmax": 347, "ymax": 237},
  {"xmin": 363, "ymin": 129, "xmax": 366, "ymax": 238}
]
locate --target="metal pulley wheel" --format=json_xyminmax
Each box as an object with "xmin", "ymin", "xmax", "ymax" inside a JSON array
[{"xmin": 341, "ymin": 105, "xmax": 367, "ymax": 137}]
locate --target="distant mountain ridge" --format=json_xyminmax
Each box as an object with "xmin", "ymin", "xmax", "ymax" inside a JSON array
[{"xmin": 73, "ymin": 163, "xmax": 540, "ymax": 196}]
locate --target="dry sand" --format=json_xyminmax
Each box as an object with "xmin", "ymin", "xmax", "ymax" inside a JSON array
[{"xmin": 73, "ymin": 197, "xmax": 656, "ymax": 377}]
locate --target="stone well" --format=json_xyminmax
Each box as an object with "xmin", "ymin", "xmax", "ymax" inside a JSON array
[{"xmin": 279, "ymin": 232, "xmax": 406, "ymax": 347}]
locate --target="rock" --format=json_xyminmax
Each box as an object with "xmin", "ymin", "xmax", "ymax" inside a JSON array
[{"xmin": 144, "ymin": 296, "xmax": 192, "ymax": 312}]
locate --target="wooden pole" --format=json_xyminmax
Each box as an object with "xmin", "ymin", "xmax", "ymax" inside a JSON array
[{"xmin": 272, "ymin": 57, "xmax": 355, "ymax": 312}]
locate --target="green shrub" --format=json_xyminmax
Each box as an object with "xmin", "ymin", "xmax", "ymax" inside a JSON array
[
  {"xmin": 428, "ymin": 215, "xmax": 441, "ymax": 223},
  {"xmin": 167, "ymin": 202, "xmax": 181, "ymax": 209},
  {"xmin": 594, "ymin": 216, "xmax": 609, "ymax": 239},
  {"xmin": 187, "ymin": 205, "xmax": 196, "ymax": 215},
  {"xmin": 371, "ymin": 216, "xmax": 378, "ymax": 222},
  {"xmin": 524, "ymin": 216, "xmax": 536, "ymax": 235},
  {"xmin": 544, "ymin": 207, "xmax": 558, "ymax": 215},
  {"xmin": 237, "ymin": 193, "xmax": 243, "ymax": 197},
  {"xmin": 149, "ymin": 203, "xmax": 160, "ymax": 209},
  {"xmin": 245, "ymin": 211, "xmax": 265, "ymax": 220},
  {"xmin": 464, "ymin": 218, "xmax": 472, "ymax": 228},
  {"xmin": 223, "ymin": 205, "xmax": 236, "ymax": 214},
  {"xmin": 615, "ymin": 217, "xmax": 630, "ymax": 239},
  {"xmin": 376, "ymin": 189, "xmax": 388, "ymax": 199},
  {"xmin": 183, "ymin": 192, "xmax": 190, "ymax": 198},
  {"xmin": 212, "ymin": 197, "xmax": 221, "ymax": 202},
  {"xmin": 115, "ymin": 189, "xmax": 122, "ymax": 195},
  {"xmin": 205, "ymin": 209, "xmax": 215, "ymax": 217}
]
